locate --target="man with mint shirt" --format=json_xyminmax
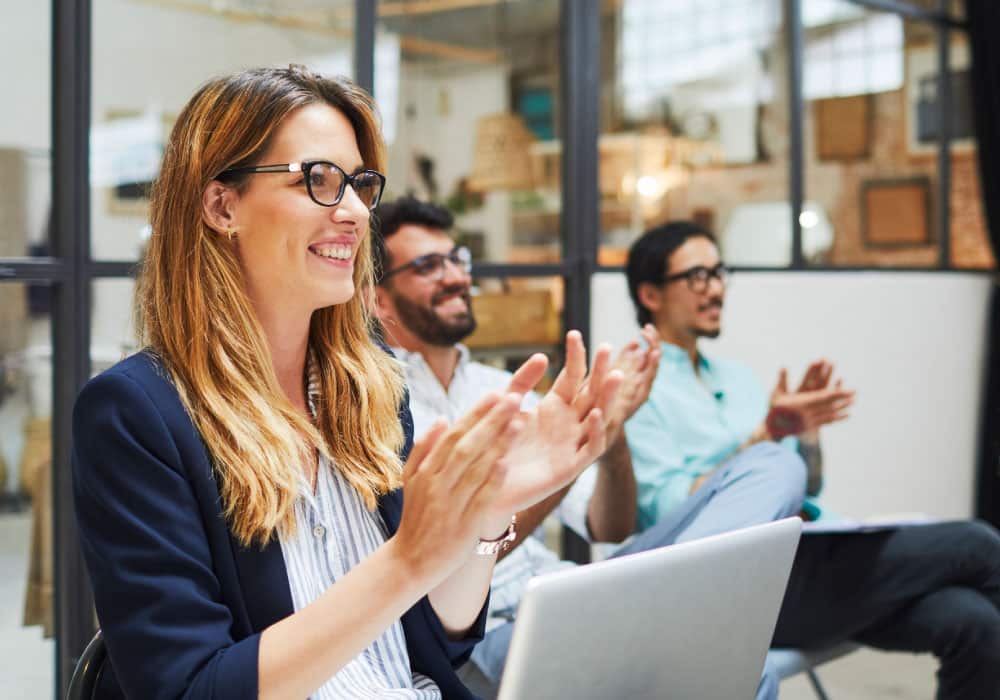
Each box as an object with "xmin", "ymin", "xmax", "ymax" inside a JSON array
[{"xmin": 623, "ymin": 221, "xmax": 1000, "ymax": 699}]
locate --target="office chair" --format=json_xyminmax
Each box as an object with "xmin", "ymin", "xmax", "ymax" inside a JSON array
[
  {"xmin": 66, "ymin": 629, "xmax": 107, "ymax": 700},
  {"xmin": 768, "ymin": 642, "xmax": 861, "ymax": 700}
]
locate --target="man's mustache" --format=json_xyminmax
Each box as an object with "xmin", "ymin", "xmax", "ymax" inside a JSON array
[
  {"xmin": 431, "ymin": 285, "xmax": 471, "ymax": 306},
  {"xmin": 698, "ymin": 299, "xmax": 723, "ymax": 312}
]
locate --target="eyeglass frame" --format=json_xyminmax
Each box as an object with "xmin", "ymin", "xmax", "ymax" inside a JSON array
[
  {"xmin": 659, "ymin": 263, "xmax": 730, "ymax": 293},
  {"xmin": 379, "ymin": 246, "xmax": 473, "ymax": 283},
  {"xmin": 216, "ymin": 160, "xmax": 387, "ymax": 211}
]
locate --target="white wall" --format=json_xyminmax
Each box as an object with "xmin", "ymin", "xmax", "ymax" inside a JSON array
[
  {"xmin": 0, "ymin": 3, "xmax": 51, "ymax": 151},
  {"xmin": 388, "ymin": 61, "xmax": 513, "ymax": 260},
  {"xmin": 592, "ymin": 271, "xmax": 993, "ymax": 520}
]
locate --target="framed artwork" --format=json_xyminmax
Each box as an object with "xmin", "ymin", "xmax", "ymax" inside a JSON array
[
  {"xmin": 93, "ymin": 110, "xmax": 174, "ymax": 216},
  {"xmin": 861, "ymin": 176, "xmax": 932, "ymax": 248},
  {"xmin": 814, "ymin": 95, "xmax": 871, "ymax": 161}
]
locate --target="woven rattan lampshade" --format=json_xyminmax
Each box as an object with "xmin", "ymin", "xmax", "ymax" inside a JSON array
[{"xmin": 468, "ymin": 113, "xmax": 536, "ymax": 191}]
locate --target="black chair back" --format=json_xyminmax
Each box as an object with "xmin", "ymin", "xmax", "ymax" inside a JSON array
[{"xmin": 66, "ymin": 630, "xmax": 107, "ymax": 700}]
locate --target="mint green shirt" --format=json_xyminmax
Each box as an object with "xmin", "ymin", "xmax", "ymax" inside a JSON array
[{"xmin": 625, "ymin": 342, "xmax": 794, "ymax": 531}]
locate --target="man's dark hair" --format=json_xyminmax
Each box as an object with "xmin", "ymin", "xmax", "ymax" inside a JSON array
[
  {"xmin": 626, "ymin": 220, "xmax": 717, "ymax": 326},
  {"xmin": 372, "ymin": 196, "xmax": 454, "ymax": 282}
]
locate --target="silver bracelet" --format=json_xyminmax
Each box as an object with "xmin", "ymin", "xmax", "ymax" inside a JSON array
[{"xmin": 474, "ymin": 514, "xmax": 517, "ymax": 556}]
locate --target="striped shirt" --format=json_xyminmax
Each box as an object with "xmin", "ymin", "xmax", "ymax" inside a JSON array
[{"xmin": 278, "ymin": 364, "xmax": 442, "ymax": 699}]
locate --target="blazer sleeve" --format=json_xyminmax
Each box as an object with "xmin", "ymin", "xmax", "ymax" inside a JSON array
[{"xmin": 72, "ymin": 369, "xmax": 259, "ymax": 700}]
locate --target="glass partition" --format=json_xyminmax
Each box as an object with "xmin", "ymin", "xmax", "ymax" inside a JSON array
[
  {"xmin": 600, "ymin": 0, "xmax": 790, "ymax": 267},
  {"xmin": 90, "ymin": 0, "xmax": 356, "ymax": 261},
  {"xmin": 0, "ymin": 282, "xmax": 54, "ymax": 697},
  {"xmin": 377, "ymin": 0, "xmax": 563, "ymax": 264}
]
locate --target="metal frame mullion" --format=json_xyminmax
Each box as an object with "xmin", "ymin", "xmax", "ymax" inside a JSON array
[
  {"xmin": 52, "ymin": 0, "xmax": 94, "ymax": 695},
  {"xmin": 936, "ymin": 2, "xmax": 952, "ymax": 268},
  {"xmin": 88, "ymin": 260, "xmax": 139, "ymax": 278},
  {"xmin": 472, "ymin": 262, "xmax": 568, "ymax": 278},
  {"xmin": 560, "ymin": 0, "xmax": 600, "ymax": 342},
  {"xmin": 559, "ymin": 0, "xmax": 600, "ymax": 565},
  {"xmin": 354, "ymin": 0, "xmax": 376, "ymax": 93},
  {"xmin": 0, "ymin": 259, "xmax": 66, "ymax": 281},
  {"xmin": 787, "ymin": 0, "xmax": 806, "ymax": 269},
  {"xmin": 846, "ymin": 0, "xmax": 966, "ymax": 28}
]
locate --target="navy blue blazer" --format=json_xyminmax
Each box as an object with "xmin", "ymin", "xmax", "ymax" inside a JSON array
[{"xmin": 72, "ymin": 351, "xmax": 486, "ymax": 699}]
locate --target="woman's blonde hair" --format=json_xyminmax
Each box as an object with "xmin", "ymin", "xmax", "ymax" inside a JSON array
[{"xmin": 138, "ymin": 66, "xmax": 405, "ymax": 546}]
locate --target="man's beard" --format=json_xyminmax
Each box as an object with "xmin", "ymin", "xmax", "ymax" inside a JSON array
[
  {"xmin": 391, "ymin": 286, "xmax": 477, "ymax": 346},
  {"xmin": 692, "ymin": 299, "xmax": 723, "ymax": 339}
]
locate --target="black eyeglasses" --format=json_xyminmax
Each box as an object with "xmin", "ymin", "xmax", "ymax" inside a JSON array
[
  {"xmin": 380, "ymin": 246, "xmax": 472, "ymax": 283},
  {"xmin": 661, "ymin": 263, "xmax": 730, "ymax": 293},
  {"xmin": 217, "ymin": 160, "xmax": 386, "ymax": 211}
]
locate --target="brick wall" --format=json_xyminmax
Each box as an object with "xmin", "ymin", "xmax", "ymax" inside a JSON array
[{"xmin": 653, "ymin": 89, "xmax": 994, "ymax": 269}]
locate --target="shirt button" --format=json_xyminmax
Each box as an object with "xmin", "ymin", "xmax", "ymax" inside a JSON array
[{"xmin": 313, "ymin": 525, "xmax": 325, "ymax": 538}]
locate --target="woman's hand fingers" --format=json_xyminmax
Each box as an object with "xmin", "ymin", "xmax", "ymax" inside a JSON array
[
  {"xmin": 594, "ymin": 369, "xmax": 625, "ymax": 419},
  {"xmin": 403, "ymin": 419, "xmax": 447, "ymax": 482},
  {"xmin": 445, "ymin": 401, "xmax": 523, "ymax": 493},
  {"xmin": 575, "ymin": 343, "xmax": 613, "ymax": 420},
  {"xmin": 421, "ymin": 391, "xmax": 505, "ymax": 476},
  {"xmin": 550, "ymin": 330, "xmax": 586, "ymax": 403},
  {"xmin": 575, "ymin": 408, "xmax": 608, "ymax": 464},
  {"xmin": 507, "ymin": 353, "xmax": 548, "ymax": 395}
]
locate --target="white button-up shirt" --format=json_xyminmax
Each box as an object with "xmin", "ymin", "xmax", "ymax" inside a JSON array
[
  {"xmin": 278, "ymin": 365, "xmax": 441, "ymax": 699},
  {"xmin": 391, "ymin": 345, "xmax": 597, "ymax": 619}
]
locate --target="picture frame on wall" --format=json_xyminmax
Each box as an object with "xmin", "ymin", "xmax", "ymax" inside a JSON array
[
  {"xmin": 92, "ymin": 110, "xmax": 174, "ymax": 217},
  {"xmin": 905, "ymin": 40, "xmax": 974, "ymax": 156},
  {"xmin": 860, "ymin": 176, "xmax": 933, "ymax": 248},
  {"xmin": 815, "ymin": 94, "xmax": 871, "ymax": 161}
]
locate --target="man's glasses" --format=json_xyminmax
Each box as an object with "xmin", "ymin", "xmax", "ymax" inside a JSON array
[
  {"xmin": 661, "ymin": 263, "xmax": 730, "ymax": 294},
  {"xmin": 216, "ymin": 160, "xmax": 386, "ymax": 211},
  {"xmin": 380, "ymin": 246, "xmax": 472, "ymax": 283}
]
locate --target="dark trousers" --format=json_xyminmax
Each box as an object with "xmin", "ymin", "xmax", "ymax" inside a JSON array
[{"xmin": 773, "ymin": 520, "xmax": 1000, "ymax": 700}]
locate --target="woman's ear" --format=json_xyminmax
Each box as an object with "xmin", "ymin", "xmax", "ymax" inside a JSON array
[{"xmin": 202, "ymin": 180, "xmax": 239, "ymax": 238}]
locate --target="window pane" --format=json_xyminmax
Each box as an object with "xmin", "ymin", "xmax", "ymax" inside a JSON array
[
  {"xmin": 604, "ymin": 0, "xmax": 789, "ymax": 267},
  {"xmin": 803, "ymin": 4, "xmax": 983, "ymax": 268},
  {"xmin": 377, "ymin": 0, "xmax": 562, "ymax": 264},
  {"xmin": 92, "ymin": 279, "xmax": 139, "ymax": 375},
  {"xmin": 0, "ymin": 282, "xmax": 54, "ymax": 697},
  {"xmin": 952, "ymin": 140, "xmax": 993, "ymax": 269},
  {"xmin": 0, "ymin": 4, "xmax": 51, "ymax": 261},
  {"xmin": 949, "ymin": 36, "xmax": 993, "ymax": 269},
  {"xmin": 465, "ymin": 275, "xmax": 564, "ymax": 385},
  {"xmin": 90, "ymin": 0, "xmax": 356, "ymax": 261}
]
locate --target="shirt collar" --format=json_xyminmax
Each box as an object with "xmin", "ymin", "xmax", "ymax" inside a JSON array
[
  {"xmin": 659, "ymin": 340, "xmax": 713, "ymax": 373},
  {"xmin": 389, "ymin": 343, "xmax": 470, "ymax": 376}
]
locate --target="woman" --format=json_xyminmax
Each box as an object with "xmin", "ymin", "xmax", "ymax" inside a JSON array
[{"xmin": 72, "ymin": 66, "xmax": 620, "ymax": 699}]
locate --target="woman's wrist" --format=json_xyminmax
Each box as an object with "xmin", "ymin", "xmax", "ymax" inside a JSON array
[
  {"xmin": 480, "ymin": 512, "xmax": 516, "ymax": 541},
  {"xmin": 382, "ymin": 535, "xmax": 442, "ymax": 592},
  {"xmin": 475, "ymin": 514, "xmax": 517, "ymax": 557}
]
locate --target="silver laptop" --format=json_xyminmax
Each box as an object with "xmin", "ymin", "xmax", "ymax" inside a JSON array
[{"xmin": 497, "ymin": 518, "xmax": 802, "ymax": 700}]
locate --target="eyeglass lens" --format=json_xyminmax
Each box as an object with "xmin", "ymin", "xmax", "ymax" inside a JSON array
[
  {"xmin": 413, "ymin": 250, "xmax": 471, "ymax": 279},
  {"xmin": 307, "ymin": 162, "xmax": 383, "ymax": 209},
  {"xmin": 689, "ymin": 266, "xmax": 727, "ymax": 292}
]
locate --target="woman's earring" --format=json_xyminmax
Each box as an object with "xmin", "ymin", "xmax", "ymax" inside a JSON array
[{"xmin": 227, "ymin": 228, "xmax": 237, "ymax": 241}]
